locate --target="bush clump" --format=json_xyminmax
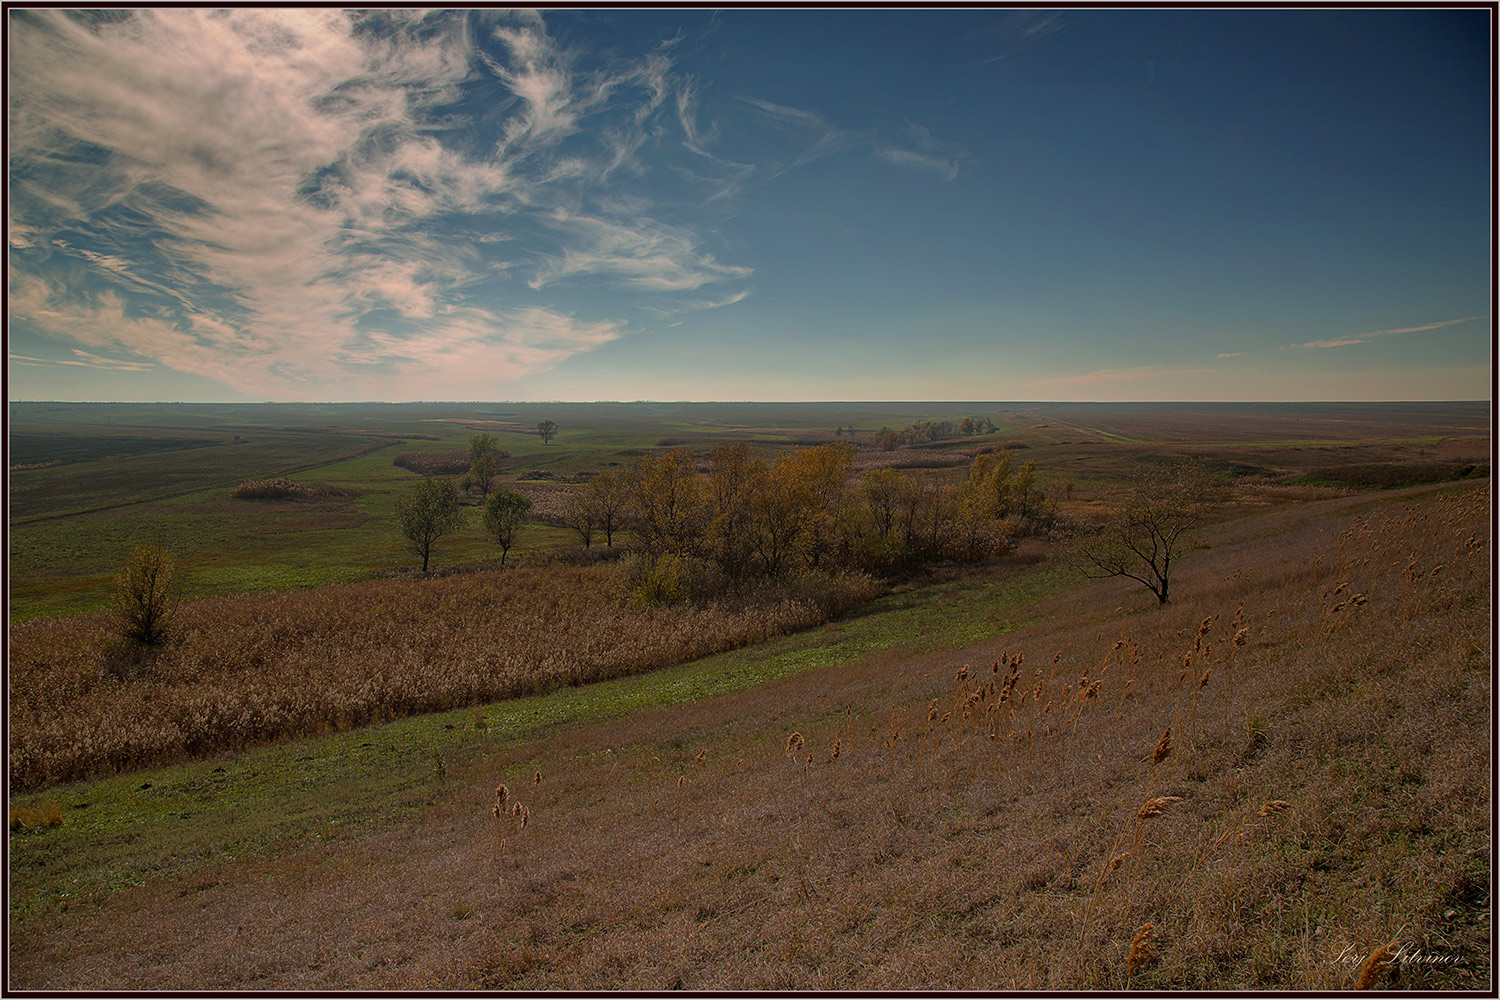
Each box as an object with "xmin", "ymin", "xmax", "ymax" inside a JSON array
[
  {"xmin": 394, "ymin": 450, "xmax": 475, "ymax": 476},
  {"xmin": 233, "ymin": 478, "xmax": 318, "ymax": 500}
]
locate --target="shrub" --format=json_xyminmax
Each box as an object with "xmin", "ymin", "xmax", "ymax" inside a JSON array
[
  {"xmin": 113, "ymin": 543, "xmax": 178, "ymax": 647},
  {"xmin": 232, "ymin": 477, "xmax": 317, "ymax": 500},
  {"xmin": 628, "ymin": 553, "xmax": 690, "ymax": 607},
  {"xmin": 393, "ymin": 450, "xmax": 474, "ymax": 476}
]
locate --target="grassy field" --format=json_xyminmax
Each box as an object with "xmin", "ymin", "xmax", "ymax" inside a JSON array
[
  {"xmin": 7, "ymin": 480, "xmax": 1488, "ymax": 989},
  {"xmin": 7, "ymin": 400, "xmax": 1487, "ymax": 618}
]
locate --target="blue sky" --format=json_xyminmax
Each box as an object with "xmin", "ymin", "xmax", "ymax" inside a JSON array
[{"xmin": 7, "ymin": 8, "xmax": 1491, "ymax": 402}]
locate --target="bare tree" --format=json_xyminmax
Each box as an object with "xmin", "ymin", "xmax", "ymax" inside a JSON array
[
  {"xmin": 561, "ymin": 485, "xmax": 596, "ymax": 548},
  {"xmin": 1077, "ymin": 460, "xmax": 1224, "ymax": 605},
  {"xmin": 537, "ymin": 420, "xmax": 558, "ymax": 445}
]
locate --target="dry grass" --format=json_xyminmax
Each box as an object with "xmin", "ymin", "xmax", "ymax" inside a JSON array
[
  {"xmin": 8, "ymin": 482, "xmax": 1489, "ymax": 990},
  {"xmin": 8, "ymin": 565, "xmax": 880, "ymax": 791}
]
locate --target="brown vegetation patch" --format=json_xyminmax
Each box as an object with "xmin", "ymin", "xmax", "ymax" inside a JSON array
[
  {"xmin": 8, "ymin": 566, "xmax": 881, "ymax": 791},
  {"xmin": 232, "ymin": 478, "xmax": 359, "ymax": 501},
  {"xmin": 393, "ymin": 450, "xmax": 474, "ymax": 476}
]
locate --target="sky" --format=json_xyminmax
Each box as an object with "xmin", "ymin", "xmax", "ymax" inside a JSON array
[{"xmin": 6, "ymin": 8, "xmax": 1492, "ymax": 403}]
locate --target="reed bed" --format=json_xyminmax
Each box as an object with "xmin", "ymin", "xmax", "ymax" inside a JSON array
[{"xmin": 8, "ymin": 564, "xmax": 880, "ymax": 791}]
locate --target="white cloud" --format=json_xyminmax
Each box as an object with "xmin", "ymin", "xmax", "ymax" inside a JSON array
[
  {"xmin": 1286, "ymin": 316, "xmax": 1484, "ymax": 350},
  {"xmin": 8, "ymin": 10, "xmax": 750, "ymax": 400}
]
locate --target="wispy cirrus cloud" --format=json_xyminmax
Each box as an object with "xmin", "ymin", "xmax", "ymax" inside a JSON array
[
  {"xmin": 875, "ymin": 123, "xmax": 966, "ymax": 181},
  {"xmin": 1286, "ymin": 316, "xmax": 1485, "ymax": 350},
  {"xmin": 6, "ymin": 9, "xmax": 743, "ymax": 399},
  {"xmin": 9, "ymin": 349, "xmax": 155, "ymax": 373},
  {"xmin": 1025, "ymin": 365, "xmax": 1216, "ymax": 389}
]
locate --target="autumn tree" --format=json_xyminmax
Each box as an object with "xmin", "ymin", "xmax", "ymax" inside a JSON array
[
  {"xmin": 748, "ymin": 454, "xmax": 810, "ymax": 577},
  {"xmin": 537, "ymin": 420, "xmax": 558, "ymax": 445},
  {"xmin": 483, "ymin": 489, "xmax": 532, "ymax": 569},
  {"xmin": 630, "ymin": 448, "xmax": 702, "ymax": 557},
  {"xmin": 395, "ymin": 477, "xmax": 464, "ymax": 572},
  {"xmin": 114, "ymin": 542, "xmax": 178, "ymax": 646},
  {"xmin": 1077, "ymin": 460, "xmax": 1224, "ymax": 605},
  {"xmin": 465, "ymin": 433, "xmax": 500, "ymax": 499},
  {"xmin": 786, "ymin": 442, "xmax": 856, "ymax": 569},
  {"xmin": 704, "ymin": 441, "xmax": 764, "ymax": 578}
]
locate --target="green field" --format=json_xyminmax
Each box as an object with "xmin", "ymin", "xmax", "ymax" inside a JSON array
[{"xmin": 8, "ymin": 400, "xmax": 1488, "ymax": 619}]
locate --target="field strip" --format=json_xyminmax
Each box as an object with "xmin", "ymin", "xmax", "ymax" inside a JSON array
[{"xmin": 8, "ymin": 437, "xmax": 404, "ymax": 526}]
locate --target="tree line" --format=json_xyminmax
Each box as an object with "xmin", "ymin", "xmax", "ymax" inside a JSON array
[
  {"xmin": 393, "ymin": 438, "xmax": 1053, "ymax": 584},
  {"xmin": 558, "ymin": 441, "xmax": 1050, "ymax": 580}
]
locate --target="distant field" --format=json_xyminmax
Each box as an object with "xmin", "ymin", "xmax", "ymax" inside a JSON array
[{"xmin": 6, "ymin": 400, "xmax": 1489, "ymax": 620}]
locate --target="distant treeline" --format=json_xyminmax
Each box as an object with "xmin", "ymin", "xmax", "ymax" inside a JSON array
[{"xmin": 873, "ymin": 417, "xmax": 998, "ymax": 450}]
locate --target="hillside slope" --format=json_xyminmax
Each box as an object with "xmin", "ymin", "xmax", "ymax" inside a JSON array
[{"xmin": 9, "ymin": 483, "xmax": 1489, "ymax": 990}]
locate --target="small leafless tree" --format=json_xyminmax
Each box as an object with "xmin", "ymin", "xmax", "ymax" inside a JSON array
[{"xmin": 1076, "ymin": 460, "xmax": 1225, "ymax": 605}]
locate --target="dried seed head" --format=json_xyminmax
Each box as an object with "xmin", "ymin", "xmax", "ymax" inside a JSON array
[
  {"xmin": 694, "ymin": 748, "xmax": 707, "ymax": 763},
  {"xmin": 787, "ymin": 732, "xmax": 804, "ymax": 754},
  {"xmin": 1127, "ymin": 923, "xmax": 1157, "ymax": 979},
  {"xmin": 830, "ymin": 738, "xmax": 841, "ymax": 760},
  {"xmin": 1153, "ymin": 728, "xmax": 1172, "ymax": 765},
  {"xmin": 1108, "ymin": 852, "xmax": 1130, "ymax": 871},
  {"xmin": 928, "ymin": 699, "xmax": 940, "ymax": 722},
  {"xmin": 495, "ymin": 784, "xmax": 508, "ymax": 805},
  {"xmin": 956, "ymin": 665, "xmax": 968, "ymax": 681},
  {"xmin": 533, "ymin": 770, "xmax": 542, "ymax": 785},
  {"xmin": 1354, "ymin": 936, "xmax": 1400, "ymax": 990},
  {"xmin": 1258, "ymin": 800, "xmax": 1291, "ymax": 817},
  {"xmin": 1233, "ymin": 628, "xmax": 1247, "ymax": 647},
  {"xmin": 520, "ymin": 805, "xmax": 529, "ymax": 828},
  {"xmin": 1137, "ymin": 796, "xmax": 1183, "ymax": 820},
  {"xmin": 1199, "ymin": 670, "xmax": 1210, "ymax": 689}
]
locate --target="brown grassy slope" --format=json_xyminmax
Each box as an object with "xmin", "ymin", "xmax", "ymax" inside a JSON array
[
  {"xmin": 8, "ymin": 483, "xmax": 1488, "ymax": 991},
  {"xmin": 9, "ymin": 565, "xmax": 879, "ymax": 791}
]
